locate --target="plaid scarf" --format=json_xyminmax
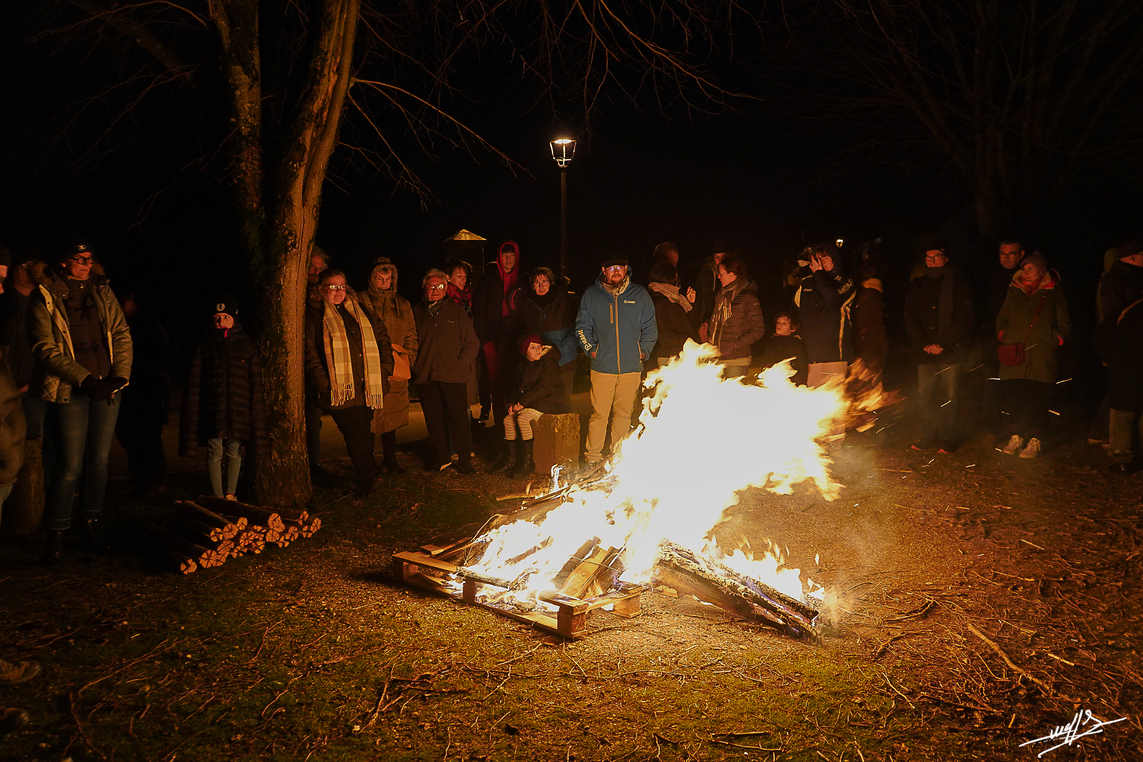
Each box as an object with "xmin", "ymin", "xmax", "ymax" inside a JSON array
[{"xmin": 322, "ymin": 297, "xmax": 386, "ymax": 408}]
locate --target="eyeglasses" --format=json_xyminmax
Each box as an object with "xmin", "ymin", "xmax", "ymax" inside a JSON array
[
  {"xmin": 70, "ymin": 256, "xmax": 93, "ymax": 265},
  {"xmin": 325, "ymin": 284, "xmax": 348, "ymax": 292},
  {"xmin": 604, "ymin": 266, "xmax": 626, "ymax": 272},
  {"xmin": 426, "ymin": 284, "xmax": 446, "ymax": 292}
]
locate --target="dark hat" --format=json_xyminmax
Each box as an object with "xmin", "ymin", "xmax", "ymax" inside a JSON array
[
  {"xmin": 54, "ymin": 232, "xmax": 93, "ymax": 262},
  {"xmin": 371, "ymin": 256, "xmax": 394, "ymax": 267},
  {"xmin": 926, "ymin": 239, "xmax": 950, "ymax": 255},
  {"xmin": 213, "ymin": 293, "xmax": 238, "ymax": 319},
  {"xmin": 519, "ymin": 334, "xmax": 543, "ymax": 357},
  {"xmin": 1118, "ymin": 239, "xmax": 1143, "ymax": 260},
  {"xmin": 600, "ymin": 255, "xmax": 629, "ymax": 269},
  {"xmin": 1021, "ymin": 252, "xmax": 1048, "ymax": 273},
  {"xmin": 712, "ymin": 238, "xmax": 734, "ymax": 255}
]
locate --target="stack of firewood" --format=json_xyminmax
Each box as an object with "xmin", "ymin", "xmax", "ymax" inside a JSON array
[{"xmin": 150, "ymin": 497, "xmax": 322, "ymax": 574}]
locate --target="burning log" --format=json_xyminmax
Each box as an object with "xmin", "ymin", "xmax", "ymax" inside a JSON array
[{"xmin": 655, "ymin": 542, "xmax": 820, "ymax": 639}]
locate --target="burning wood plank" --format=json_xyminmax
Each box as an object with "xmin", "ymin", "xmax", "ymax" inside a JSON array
[{"xmin": 655, "ymin": 542, "xmax": 820, "ymax": 639}]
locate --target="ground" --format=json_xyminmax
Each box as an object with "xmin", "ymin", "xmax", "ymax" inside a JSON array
[{"xmin": 1, "ymin": 403, "xmax": 1141, "ymax": 762}]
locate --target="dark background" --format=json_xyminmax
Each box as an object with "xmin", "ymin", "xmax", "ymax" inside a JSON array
[{"xmin": 0, "ymin": 2, "xmax": 1134, "ymax": 407}]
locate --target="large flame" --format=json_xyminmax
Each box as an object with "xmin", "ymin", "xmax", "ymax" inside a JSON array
[{"xmin": 459, "ymin": 341, "xmax": 849, "ymax": 609}]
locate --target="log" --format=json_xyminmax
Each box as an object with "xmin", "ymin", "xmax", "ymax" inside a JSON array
[
  {"xmin": 531, "ymin": 412, "xmax": 580, "ymax": 478},
  {"xmin": 199, "ymin": 496, "xmax": 286, "ymax": 533},
  {"xmin": 174, "ymin": 501, "xmax": 246, "ymax": 532},
  {"xmin": 559, "ymin": 544, "xmax": 620, "ymax": 600},
  {"xmin": 655, "ymin": 542, "xmax": 819, "ymax": 638},
  {"xmin": 168, "ymin": 515, "xmax": 233, "ymax": 545}
]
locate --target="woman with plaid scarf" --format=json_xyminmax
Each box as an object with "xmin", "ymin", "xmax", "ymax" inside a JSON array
[{"xmin": 304, "ymin": 269, "xmax": 393, "ymax": 497}]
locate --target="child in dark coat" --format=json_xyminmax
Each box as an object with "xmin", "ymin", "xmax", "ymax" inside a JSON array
[
  {"xmin": 497, "ymin": 335, "xmax": 568, "ymax": 479},
  {"xmin": 759, "ymin": 312, "xmax": 808, "ymax": 386},
  {"xmin": 179, "ymin": 295, "xmax": 266, "ymax": 500}
]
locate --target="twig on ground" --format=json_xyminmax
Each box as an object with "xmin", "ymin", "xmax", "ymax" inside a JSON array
[{"xmin": 965, "ymin": 621, "xmax": 1077, "ymax": 702}]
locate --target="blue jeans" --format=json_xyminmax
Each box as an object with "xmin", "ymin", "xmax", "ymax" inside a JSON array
[
  {"xmin": 916, "ymin": 363, "xmax": 961, "ymax": 441},
  {"xmin": 45, "ymin": 391, "xmax": 121, "ymax": 531},
  {"xmin": 207, "ymin": 437, "xmax": 243, "ymax": 497}
]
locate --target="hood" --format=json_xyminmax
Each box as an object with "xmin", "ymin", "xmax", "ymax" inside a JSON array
[
  {"xmin": 496, "ymin": 240, "xmax": 521, "ymax": 293},
  {"xmin": 1010, "ymin": 266, "xmax": 1061, "ymax": 292}
]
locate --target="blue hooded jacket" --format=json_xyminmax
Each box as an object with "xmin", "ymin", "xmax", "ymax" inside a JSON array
[{"xmin": 576, "ymin": 272, "xmax": 658, "ymax": 375}]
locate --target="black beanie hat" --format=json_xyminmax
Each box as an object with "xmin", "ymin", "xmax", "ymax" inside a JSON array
[
  {"xmin": 213, "ymin": 293, "xmax": 238, "ymax": 320},
  {"xmin": 600, "ymin": 254, "xmax": 629, "ymax": 269}
]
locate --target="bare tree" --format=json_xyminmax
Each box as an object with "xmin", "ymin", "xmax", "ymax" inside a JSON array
[
  {"xmin": 773, "ymin": 0, "xmax": 1143, "ymax": 238},
  {"xmin": 47, "ymin": 0, "xmax": 751, "ymax": 507}
]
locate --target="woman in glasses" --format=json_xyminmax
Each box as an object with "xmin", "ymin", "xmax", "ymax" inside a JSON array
[
  {"xmin": 412, "ymin": 269, "xmax": 480, "ymax": 473},
  {"xmin": 304, "ymin": 269, "xmax": 393, "ymax": 498},
  {"xmin": 28, "ymin": 234, "xmax": 133, "ymax": 562}
]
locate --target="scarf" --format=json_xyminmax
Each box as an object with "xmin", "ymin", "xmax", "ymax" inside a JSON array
[
  {"xmin": 709, "ymin": 278, "xmax": 744, "ymax": 347},
  {"xmin": 446, "ymin": 283, "xmax": 472, "ymax": 314},
  {"xmin": 648, "ymin": 282, "xmax": 693, "ymax": 312},
  {"xmin": 322, "ymin": 297, "xmax": 385, "ymax": 408},
  {"xmin": 601, "ymin": 273, "xmax": 630, "ymax": 296}
]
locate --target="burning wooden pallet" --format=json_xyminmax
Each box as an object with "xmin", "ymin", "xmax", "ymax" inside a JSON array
[
  {"xmin": 394, "ymin": 471, "xmax": 821, "ymax": 641},
  {"xmin": 149, "ymin": 498, "xmax": 321, "ymax": 574},
  {"xmin": 393, "ymin": 548, "xmax": 644, "ymax": 639}
]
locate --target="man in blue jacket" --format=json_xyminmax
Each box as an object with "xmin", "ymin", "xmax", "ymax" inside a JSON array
[{"xmin": 576, "ymin": 257, "xmax": 658, "ymax": 466}]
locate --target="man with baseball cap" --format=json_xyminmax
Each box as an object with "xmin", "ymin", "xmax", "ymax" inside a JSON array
[{"xmin": 575, "ymin": 256, "xmax": 657, "ymax": 467}]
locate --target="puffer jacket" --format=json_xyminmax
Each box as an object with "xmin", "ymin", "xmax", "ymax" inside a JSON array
[
  {"xmin": 180, "ymin": 323, "xmax": 267, "ymax": 456},
  {"xmin": 996, "ymin": 269, "xmax": 1071, "ymax": 384},
  {"xmin": 709, "ymin": 278, "xmax": 765, "ymax": 361},
  {"xmin": 28, "ymin": 263, "xmax": 132, "ymax": 404},
  {"xmin": 794, "ymin": 270, "xmax": 855, "ymax": 364},
  {"xmin": 575, "ymin": 273, "xmax": 658, "ymax": 375},
  {"xmin": 0, "ymin": 361, "xmax": 26, "ymax": 487},
  {"xmin": 512, "ymin": 347, "xmax": 569, "ymax": 414}
]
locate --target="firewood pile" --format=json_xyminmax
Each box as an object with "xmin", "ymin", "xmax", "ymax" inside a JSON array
[{"xmin": 149, "ymin": 496, "xmax": 321, "ymax": 574}]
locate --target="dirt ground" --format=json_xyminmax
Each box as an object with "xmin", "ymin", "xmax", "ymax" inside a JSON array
[{"xmin": 2, "ymin": 404, "xmax": 1142, "ymax": 761}]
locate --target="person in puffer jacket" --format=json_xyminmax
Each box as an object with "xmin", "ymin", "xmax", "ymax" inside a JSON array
[
  {"xmin": 703, "ymin": 254, "xmax": 765, "ymax": 378},
  {"xmin": 575, "ymin": 256, "xmax": 657, "ymax": 466},
  {"xmin": 496, "ymin": 335, "xmax": 569, "ymax": 479},
  {"xmin": 180, "ymin": 294, "xmax": 267, "ymax": 500},
  {"xmin": 794, "ymin": 242, "xmax": 855, "ymax": 388}
]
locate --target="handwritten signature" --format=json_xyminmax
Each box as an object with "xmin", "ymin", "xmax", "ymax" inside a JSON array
[{"xmin": 1020, "ymin": 709, "xmax": 1128, "ymax": 757}]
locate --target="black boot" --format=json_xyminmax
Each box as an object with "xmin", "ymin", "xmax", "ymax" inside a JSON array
[
  {"xmin": 494, "ymin": 440, "xmax": 520, "ymax": 474},
  {"xmin": 40, "ymin": 530, "xmax": 65, "ymax": 565},
  {"xmin": 510, "ymin": 439, "xmax": 535, "ymax": 479},
  {"xmin": 79, "ymin": 517, "xmax": 110, "ymax": 552},
  {"xmin": 380, "ymin": 431, "xmax": 404, "ymax": 473}
]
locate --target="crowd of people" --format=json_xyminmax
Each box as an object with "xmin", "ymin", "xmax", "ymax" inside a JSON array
[
  {"xmin": 1, "ymin": 229, "xmax": 1142, "ymax": 731},
  {"xmin": 0, "ymin": 233, "xmax": 1141, "ymax": 566}
]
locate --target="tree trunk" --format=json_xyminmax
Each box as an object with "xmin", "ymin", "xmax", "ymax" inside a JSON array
[{"xmin": 209, "ymin": 0, "xmax": 359, "ymax": 509}]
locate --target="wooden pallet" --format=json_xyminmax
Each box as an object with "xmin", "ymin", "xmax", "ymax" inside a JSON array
[{"xmin": 392, "ymin": 550, "xmax": 645, "ymax": 639}]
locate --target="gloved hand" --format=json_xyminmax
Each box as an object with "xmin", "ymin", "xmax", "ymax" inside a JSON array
[
  {"xmin": 107, "ymin": 377, "xmax": 129, "ymax": 395},
  {"xmin": 80, "ymin": 375, "xmax": 114, "ymax": 401}
]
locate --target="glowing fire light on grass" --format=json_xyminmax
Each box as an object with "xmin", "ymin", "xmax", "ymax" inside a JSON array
[{"xmin": 458, "ymin": 341, "xmax": 852, "ymax": 611}]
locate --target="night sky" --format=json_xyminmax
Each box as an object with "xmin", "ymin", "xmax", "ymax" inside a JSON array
[{"xmin": 0, "ymin": 2, "xmax": 1135, "ymax": 358}]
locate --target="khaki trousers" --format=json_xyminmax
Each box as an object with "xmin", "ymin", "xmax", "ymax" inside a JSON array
[{"xmin": 586, "ymin": 370, "xmax": 641, "ymax": 463}]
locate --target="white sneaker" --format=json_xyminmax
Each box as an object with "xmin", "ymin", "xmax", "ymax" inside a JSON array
[
  {"xmin": 1019, "ymin": 438, "xmax": 1042, "ymax": 459},
  {"xmin": 1002, "ymin": 435, "xmax": 1024, "ymax": 455}
]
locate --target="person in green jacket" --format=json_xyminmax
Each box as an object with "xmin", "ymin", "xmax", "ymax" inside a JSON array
[{"xmin": 995, "ymin": 253, "xmax": 1071, "ymax": 459}]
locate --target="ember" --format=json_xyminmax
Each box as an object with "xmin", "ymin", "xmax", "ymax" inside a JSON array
[{"xmin": 400, "ymin": 341, "xmax": 861, "ymax": 637}]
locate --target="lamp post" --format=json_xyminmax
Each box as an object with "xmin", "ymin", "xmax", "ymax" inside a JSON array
[{"xmin": 550, "ymin": 137, "xmax": 576, "ymax": 280}]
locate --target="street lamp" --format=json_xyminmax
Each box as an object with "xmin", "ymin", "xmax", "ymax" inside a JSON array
[{"xmin": 550, "ymin": 137, "xmax": 576, "ymax": 280}]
